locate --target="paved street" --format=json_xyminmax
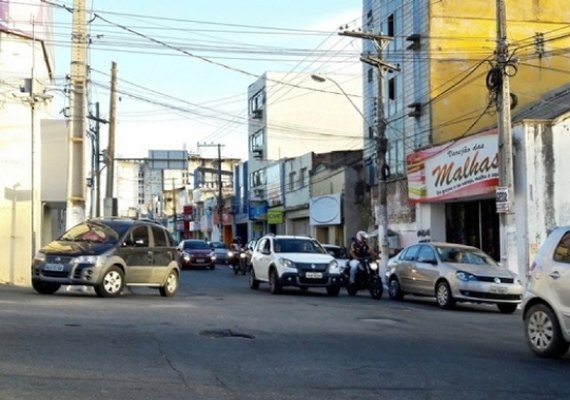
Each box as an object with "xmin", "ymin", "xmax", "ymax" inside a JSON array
[{"xmin": 0, "ymin": 264, "xmax": 568, "ymax": 400}]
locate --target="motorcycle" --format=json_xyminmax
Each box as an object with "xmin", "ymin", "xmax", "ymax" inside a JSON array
[
  {"xmin": 229, "ymin": 248, "xmax": 248, "ymax": 275},
  {"xmin": 341, "ymin": 256, "xmax": 383, "ymax": 299}
]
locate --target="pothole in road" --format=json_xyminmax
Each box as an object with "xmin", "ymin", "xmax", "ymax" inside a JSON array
[
  {"xmin": 199, "ymin": 329, "xmax": 255, "ymax": 340},
  {"xmin": 359, "ymin": 317, "xmax": 401, "ymax": 326}
]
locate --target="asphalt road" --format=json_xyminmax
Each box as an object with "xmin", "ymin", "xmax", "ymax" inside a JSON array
[{"xmin": 0, "ymin": 264, "xmax": 568, "ymax": 400}]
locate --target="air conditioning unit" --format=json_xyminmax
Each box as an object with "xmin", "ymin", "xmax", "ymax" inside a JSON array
[
  {"xmin": 252, "ymin": 109, "xmax": 263, "ymax": 119},
  {"xmin": 252, "ymin": 149, "xmax": 263, "ymax": 160},
  {"xmin": 253, "ymin": 188, "xmax": 264, "ymax": 197}
]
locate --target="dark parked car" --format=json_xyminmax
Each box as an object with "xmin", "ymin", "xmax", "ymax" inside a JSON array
[
  {"xmin": 177, "ymin": 239, "xmax": 216, "ymax": 269},
  {"xmin": 31, "ymin": 218, "xmax": 180, "ymax": 297}
]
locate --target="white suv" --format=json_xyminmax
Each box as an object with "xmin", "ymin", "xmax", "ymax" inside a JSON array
[
  {"xmin": 522, "ymin": 226, "xmax": 570, "ymax": 357},
  {"xmin": 249, "ymin": 235, "xmax": 341, "ymax": 296}
]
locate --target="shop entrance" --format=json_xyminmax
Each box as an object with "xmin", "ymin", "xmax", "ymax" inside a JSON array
[{"xmin": 445, "ymin": 199, "xmax": 500, "ymax": 261}]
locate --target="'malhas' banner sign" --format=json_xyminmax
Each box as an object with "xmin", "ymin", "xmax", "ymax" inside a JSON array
[{"xmin": 407, "ymin": 129, "xmax": 499, "ymax": 204}]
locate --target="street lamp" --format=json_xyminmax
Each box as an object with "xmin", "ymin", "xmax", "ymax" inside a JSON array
[{"xmin": 311, "ymin": 73, "xmax": 390, "ymax": 268}]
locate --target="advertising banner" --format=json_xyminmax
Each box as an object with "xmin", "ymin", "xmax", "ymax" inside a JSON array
[
  {"xmin": 407, "ymin": 129, "xmax": 499, "ymax": 204},
  {"xmin": 310, "ymin": 193, "xmax": 341, "ymax": 226}
]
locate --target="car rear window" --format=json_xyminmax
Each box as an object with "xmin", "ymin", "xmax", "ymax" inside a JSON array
[{"xmin": 184, "ymin": 240, "xmax": 210, "ymax": 250}]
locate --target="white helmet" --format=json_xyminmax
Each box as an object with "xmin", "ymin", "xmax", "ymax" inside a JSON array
[{"xmin": 356, "ymin": 230, "xmax": 368, "ymax": 242}]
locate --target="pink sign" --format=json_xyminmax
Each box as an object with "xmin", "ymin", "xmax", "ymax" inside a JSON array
[{"xmin": 407, "ymin": 129, "xmax": 499, "ymax": 204}]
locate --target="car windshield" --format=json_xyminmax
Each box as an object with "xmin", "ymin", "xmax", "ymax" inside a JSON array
[
  {"xmin": 436, "ymin": 245, "xmax": 498, "ymax": 266},
  {"xmin": 59, "ymin": 222, "xmax": 120, "ymax": 244},
  {"xmin": 210, "ymin": 242, "xmax": 227, "ymax": 249},
  {"xmin": 183, "ymin": 241, "xmax": 210, "ymax": 250},
  {"xmin": 274, "ymin": 239, "xmax": 326, "ymax": 254},
  {"xmin": 324, "ymin": 246, "xmax": 348, "ymax": 259}
]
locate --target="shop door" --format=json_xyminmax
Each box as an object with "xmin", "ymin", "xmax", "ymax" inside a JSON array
[{"xmin": 445, "ymin": 199, "xmax": 500, "ymax": 261}]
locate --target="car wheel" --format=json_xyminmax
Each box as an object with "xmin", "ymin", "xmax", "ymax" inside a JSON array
[
  {"xmin": 159, "ymin": 270, "xmax": 179, "ymax": 297},
  {"xmin": 435, "ymin": 281, "xmax": 455, "ymax": 309},
  {"xmin": 326, "ymin": 286, "xmax": 340, "ymax": 296},
  {"xmin": 269, "ymin": 269, "xmax": 282, "ymax": 294},
  {"xmin": 95, "ymin": 266, "xmax": 124, "ymax": 298},
  {"xmin": 525, "ymin": 303, "xmax": 570, "ymax": 358},
  {"xmin": 32, "ymin": 280, "xmax": 61, "ymax": 295},
  {"xmin": 497, "ymin": 303, "xmax": 518, "ymax": 314},
  {"xmin": 388, "ymin": 278, "xmax": 404, "ymax": 300},
  {"xmin": 249, "ymin": 268, "xmax": 260, "ymax": 290}
]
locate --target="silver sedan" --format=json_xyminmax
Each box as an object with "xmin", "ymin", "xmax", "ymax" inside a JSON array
[{"xmin": 385, "ymin": 242, "xmax": 524, "ymax": 313}]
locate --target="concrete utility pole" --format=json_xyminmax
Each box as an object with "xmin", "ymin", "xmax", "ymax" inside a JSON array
[
  {"xmin": 87, "ymin": 102, "xmax": 108, "ymax": 217},
  {"xmin": 104, "ymin": 61, "xmax": 117, "ymax": 217},
  {"xmin": 495, "ymin": 0, "xmax": 518, "ymax": 273},
  {"xmin": 339, "ymin": 30, "xmax": 399, "ymax": 269},
  {"xmin": 198, "ymin": 142, "xmax": 225, "ymax": 241},
  {"xmin": 66, "ymin": 0, "xmax": 88, "ymax": 229}
]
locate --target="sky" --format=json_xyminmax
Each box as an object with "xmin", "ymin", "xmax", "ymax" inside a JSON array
[{"xmin": 47, "ymin": 0, "xmax": 363, "ymax": 161}]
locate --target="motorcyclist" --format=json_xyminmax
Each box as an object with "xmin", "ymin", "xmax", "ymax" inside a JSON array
[
  {"xmin": 348, "ymin": 230, "xmax": 377, "ymax": 285},
  {"xmin": 230, "ymin": 236, "xmax": 242, "ymax": 252}
]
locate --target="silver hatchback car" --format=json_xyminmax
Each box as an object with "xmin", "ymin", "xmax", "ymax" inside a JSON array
[
  {"xmin": 523, "ymin": 226, "xmax": 570, "ymax": 358},
  {"xmin": 386, "ymin": 242, "xmax": 524, "ymax": 312}
]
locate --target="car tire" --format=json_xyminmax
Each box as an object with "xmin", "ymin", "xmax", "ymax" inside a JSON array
[
  {"xmin": 326, "ymin": 286, "xmax": 340, "ymax": 296},
  {"xmin": 388, "ymin": 278, "xmax": 404, "ymax": 300},
  {"xmin": 269, "ymin": 268, "xmax": 282, "ymax": 294},
  {"xmin": 159, "ymin": 270, "xmax": 179, "ymax": 297},
  {"xmin": 525, "ymin": 303, "xmax": 570, "ymax": 358},
  {"xmin": 497, "ymin": 303, "xmax": 518, "ymax": 314},
  {"xmin": 249, "ymin": 268, "xmax": 260, "ymax": 290},
  {"xmin": 95, "ymin": 266, "xmax": 124, "ymax": 298},
  {"xmin": 32, "ymin": 280, "xmax": 61, "ymax": 295},
  {"xmin": 435, "ymin": 281, "xmax": 455, "ymax": 309}
]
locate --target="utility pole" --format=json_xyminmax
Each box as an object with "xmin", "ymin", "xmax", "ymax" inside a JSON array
[
  {"xmin": 66, "ymin": 0, "xmax": 88, "ymax": 229},
  {"xmin": 198, "ymin": 142, "xmax": 225, "ymax": 241},
  {"xmin": 104, "ymin": 61, "xmax": 117, "ymax": 217},
  {"xmin": 339, "ymin": 30, "xmax": 399, "ymax": 270},
  {"xmin": 495, "ymin": 0, "xmax": 518, "ymax": 273},
  {"xmin": 87, "ymin": 102, "xmax": 108, "ymax": 217}
]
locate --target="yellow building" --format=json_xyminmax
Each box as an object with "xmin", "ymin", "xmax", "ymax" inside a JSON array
[{"xmin": 360, "ymin": 0, "xmax": 570, "ymax": 262}]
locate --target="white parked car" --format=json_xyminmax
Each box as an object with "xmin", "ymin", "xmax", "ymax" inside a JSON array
[
  {"xmin": 523, "ymin": 226, "xmax": 570, "ymax": 358},
  {"xmin": 249, "ymin": 235, "xmax": 342, "ymax": 296}
]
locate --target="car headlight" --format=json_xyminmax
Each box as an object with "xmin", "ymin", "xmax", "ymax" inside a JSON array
[
  {"xmin": 240, "ymin": 252, "xmax": 248, "ymax": 259},
  {"xmin": 183, "ymin": 254, "xmax": 190, "ymax": 262},
  {"xmin": 74, "ymin": 255, "xmax": 104, "ymax": 267},
  {"xmin": 328, "ymin": 259, "xmax": 340, "ymax": 274},
  {"xmin": 278, "ymin": 257, "xmax": 297, "ymax": 270},
  {"xmin": 456, "ymin": 271, "xmax": 478, "ymax": 282},
  {"xmin": 33, "ymin": 252, "xmax": 46, "ymax": 263},
  {"xmin": 227, "ymin": 251, "xmax": 235, "ymax": 258}
]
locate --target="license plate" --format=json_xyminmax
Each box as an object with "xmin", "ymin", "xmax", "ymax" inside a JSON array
[
  {"xmin": 490, "ymin": 285, "xmax": 508, "ymax": 294},
  {"xmin": 306, "ymin": 272, "xmax": 323, "ymax": 279},
  {"xmin": 196, "ymin": 258, "xmax": 205, "ymax": 263},
  {"xmin": 44, "ymin": 263, "xmax": 64, "ymax": 272}
]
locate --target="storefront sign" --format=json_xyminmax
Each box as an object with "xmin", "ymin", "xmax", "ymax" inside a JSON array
[
  {"xmin": 310, "ymin": 193, "xmax": 341, "ymax": 225},
  {"xmin": 407, "ymin": 130, "xmax": 499, "ymax": 203},
  {"xmin": 249, "ymin": 201, "xmax": 268, "ymax": 220},
  {"xmin": 267, "ymin": 207, "xmax": 284, "ymax": 224}
]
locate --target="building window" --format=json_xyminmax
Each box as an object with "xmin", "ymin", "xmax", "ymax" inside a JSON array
[
  {"xmin": 367, "ymin": 68, "xmax": 374, "ymax": 83},
  {"xmin": 300, "ymin": 168, "xmax": 307, "ymax": 189},
  {"xmin": 387, "ymin": 14, "xmax": 394, "ymax": 37},
  {"xmin": 249, "ymin": 89, "xmax": 265, "ymax": 117},
  {"xmin": 388, "ymin": 78, "xmax": 396, "ymax": 101},
  {"xmin": 250, "ymin": 128, "xmax": 264, "ymax": 151},
  {"xmin": 289, "ymin": 171, "xmax": 296, "ymax": 191}
]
